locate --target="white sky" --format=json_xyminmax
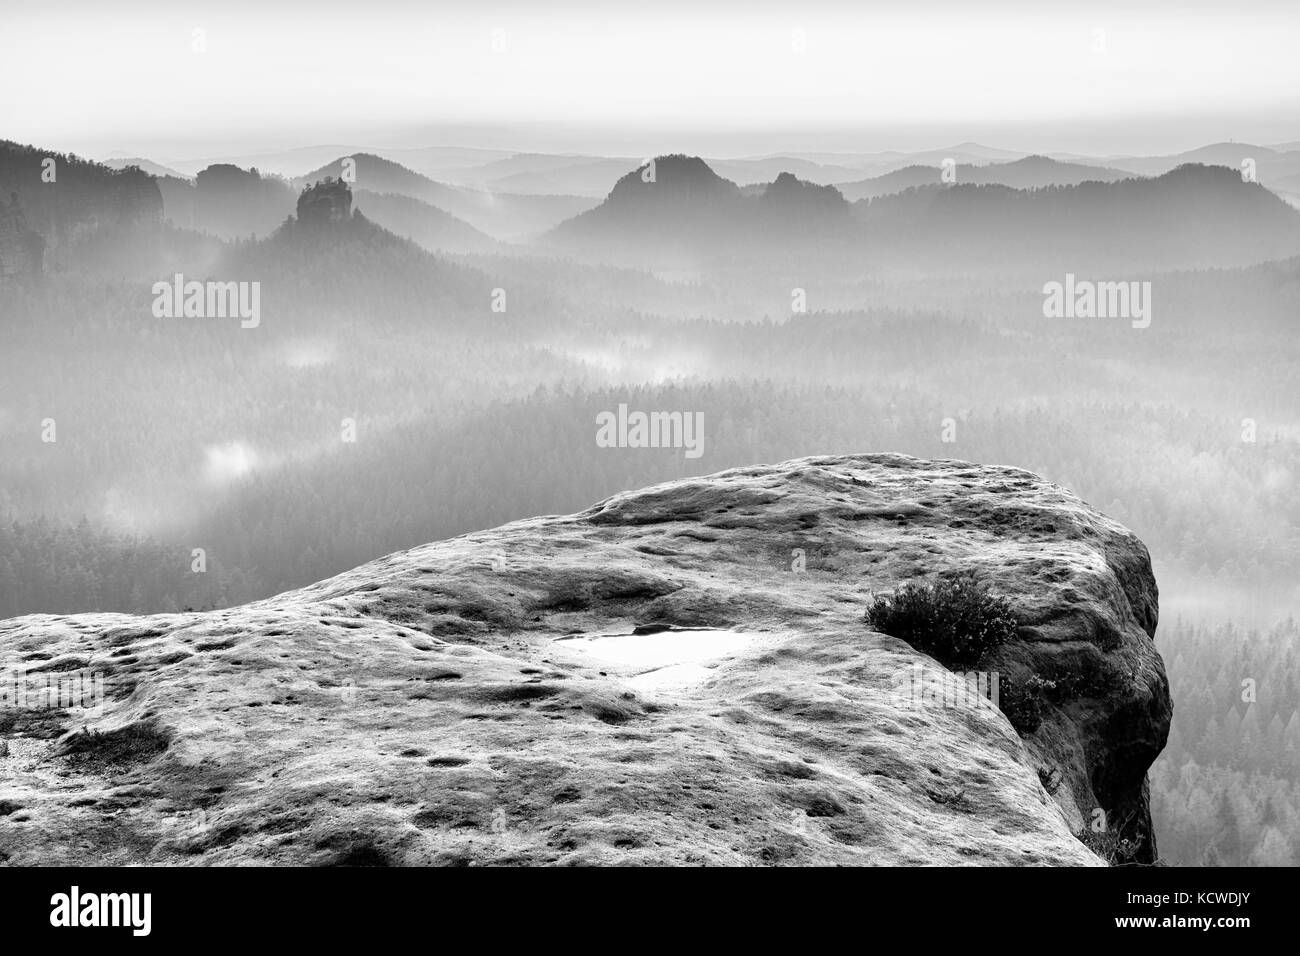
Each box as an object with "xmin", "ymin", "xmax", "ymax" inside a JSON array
[{"xmin": 2, "ymin": 0, "xmax": 1297, "ymax": 159}]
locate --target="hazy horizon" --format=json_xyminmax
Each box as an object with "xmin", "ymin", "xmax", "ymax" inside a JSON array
[{"xmin": 4, "ymin": 0, "xmax": 1299, "ymax": 161}]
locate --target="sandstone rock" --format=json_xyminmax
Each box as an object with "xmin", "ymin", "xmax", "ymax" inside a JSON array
[
  {"xmin": 0, "ymin": 455, "xmax": 1170, "ymax": 865},
  {"xmin": 296, "ymin": 178, "xmax": 353, "ymax": 228}
]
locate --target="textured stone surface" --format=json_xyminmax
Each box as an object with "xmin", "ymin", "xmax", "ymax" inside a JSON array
[{"xmin": 0, "ymin": 454, "xmax": 1170, "ymax": 865}]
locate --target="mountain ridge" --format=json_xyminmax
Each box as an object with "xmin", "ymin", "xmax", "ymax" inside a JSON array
[
  {"xmin": 835, "ymin": 155, "xmax": 1135, "ymax": 201},
  {"xmin": 548, "ymin": 155, "xmax": 1300, "ymax": 271}
]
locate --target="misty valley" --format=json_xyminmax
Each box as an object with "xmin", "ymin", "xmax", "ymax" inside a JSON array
[{"xmin": 2, "ymin": 133, "xmax": 1299, "ymax": 869}]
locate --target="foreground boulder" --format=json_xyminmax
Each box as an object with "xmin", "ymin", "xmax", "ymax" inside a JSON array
[{"xmin": 0, "ymin": 454, "xmax": 1170, "ymax": 865}]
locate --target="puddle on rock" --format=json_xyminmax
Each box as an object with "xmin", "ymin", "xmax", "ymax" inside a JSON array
[{"xmin": 555, "ymin": 628, "xmax": 757, "ymax": 691}]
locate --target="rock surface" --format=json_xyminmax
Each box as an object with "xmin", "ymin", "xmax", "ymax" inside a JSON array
[{"xmin": 0, "ymin": 455, "xmax": 1170, "ymax": 866}]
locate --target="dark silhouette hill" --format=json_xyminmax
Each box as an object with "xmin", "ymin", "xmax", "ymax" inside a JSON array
[
  {"xmin": 214, "ymin": 179, "xmax": 496, "ymax": 331},
  {"xmin": 854, "ymin": 163, "xmax": 1300, "ymax": 271},
  {"xmin": 553, "ymin": 155, "xmax": 744, "ymax": 241},
  {"xmin": 549, "ymin": 155, "xmax": 853, "ymax": 259},
  {"xmin": 157, "ymin": 164, "xmax": 297, "ymax": 239},
  {"xmin": 0, "ymin": 140, "xmax": 163, "ymax": 267},
  {"xmin": 549, "ymin": 155, "xmax": 1300, "ymax": 272}
]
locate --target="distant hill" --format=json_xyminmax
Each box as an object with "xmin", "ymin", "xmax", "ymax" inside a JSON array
[
  {"xmin": 295, "ymin": 153, "xmax": 445, "ymax": 205},
  {"xmin": 553, "ymin": 154, "xmax": 744, "ymax": 239},
  {"xmin": 158, "ymin": 144, "xmax": 516, "ymax": 182},
  {"xmin": 296, "ymin": 153, "xmax": 596, "ymax": 239},
  {"xmin": 852, "ymin": 163, "xmax": 1300, "ymax": 272},
  {"xmin": 761, "ymin": 172, "xmax": 853, "ymax": 232},
  {"xmin": 549, "ymin": 155, "xmax": 1300, "ymax": 272},
  {"xmin": 351, "ymin": 189, "xmax": 499, "ymax": 254},
  {"xmin": 103, "ymin": 156, "xmax": 191, "ymax": 180},
  {"xmin": 1269, "ymin": 171, "xmax": 1300, "ymax": 208},
  {"xmin": 442, "ymin": 153, "xmax": 634, "ymax": 197},
  {"xmin": 449, "ymin": 152, "xmax": 869, "ymax": 196},
  {"xmin": 1107, "ymin": 142, "xmax": 1279, "ymax": 176},
  {"xmin": 155, "ymin": 161, "xmax": 498, "ymax": 252},
  {"xmin": 835, "ymin": 143, "xmax": 1027, "ymax": 174},
  {"xmin": 212, "ymin": 179, "xmax": 497, "ymax": 331},
  {"xmin": 705, "ymin": 156, "xmax": 866, "ymax": 187},
  {"xmin": 158, "ymin": 164, "xmax": 297, "ymax": 239},
  {"xmin": 1103, "ymin": 143, "xmax": 1300, "ymax": 191},
  {"xmin": 0, "ymin": 140, "xmax": 163, "ymax": 267},
  {"xmin": 297, "ymin": 146, "xmax": 1019, "ymax": 197},
  {"xmin": 837, "ymin": 155, "xmax": 1133, "ymax": 201},
  {"xmin": 549, "ymin": 155, "xmax": 852, "ymax": 259}
]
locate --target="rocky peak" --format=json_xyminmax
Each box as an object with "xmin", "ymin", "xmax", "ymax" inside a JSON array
[
  {"xmin": 760, "ymin": 172, "xmax": 850, "ymax": 227},
  {"xmin": 296, "ymin": 177, "xmax": 353, "ymax": 228},
  {"xmin": 593, "ymin": 155, "xmax": 743, "ymax": 220},
  {"xmin": 0, "ymin": 455, "xmax": 1169, "ymax": 865}
]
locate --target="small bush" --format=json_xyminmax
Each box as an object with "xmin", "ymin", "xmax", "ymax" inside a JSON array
[
  {"xmin": 58, "ymin": 720, "xmax": 171, "ymax": 769},
  {"xmin": 1078, "ymin": 827, "xmax": 1141, "ymax": 866},
  {"xmin": 1037, "ymin": 765, "xmax": 1063, "ymax": 795},
  {"xmin": 1041, "ymin": 654, "xmax": 1124, "ymax": 701},
  {"xmin": 866, "ymin": 571, "xmax": 1019, "ymax": 668},
  {"xmin": 1000, "ymin": 674, "xmax": 1057, "ymax": 733}
]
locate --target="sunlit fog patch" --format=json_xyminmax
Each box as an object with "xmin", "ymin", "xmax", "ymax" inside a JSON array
[
  {"xmin": 1261, "ymin": 464, "xmax": 1292, "ymax": 493},
  {"xmin": 559, "ymin": 346, "xmax": 706, "ymax": 383},
  {"xmin": 282, "ymin": 339, "xmax": 337, "ymax": 369},
  {"xmin": 99, "ymin": 485, "xmax": 198, "ymax": 539},
  {"xmin": 563, "ymin": 346, "xmax": 622, "ymax": 373},
  {"xmin": 203, "ymin": 441, "xmax": 258, "ymax": 485},
  {"xmin": 157, "ymin": 241, "xmax": 224, "ymax": 280},
  {"xmin": 650, "ymin": 268, "xmax": 704, "ymax": 284},
  {"xmin": 645, "ymin": 354, "xmax": 706, "ymax": 383}
]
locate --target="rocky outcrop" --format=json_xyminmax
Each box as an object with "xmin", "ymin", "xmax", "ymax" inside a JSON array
[
  {"xmin": 0, "ymin": 143, "xmax": 164, "ymax": 272},
  {"xmin": 158, "ymin": 165, "xmax": 296, "ymax": 238},
  {"xmin": 0, "ymin": 455, "xmax": 1170, "ymax": 865},
  {"xmin": 296, "ymin": 178, "xmax": 353, "ymax": 228},
  {"xmin": 102, "ymin": 166, "xmax": 164, "ymax": 228}
]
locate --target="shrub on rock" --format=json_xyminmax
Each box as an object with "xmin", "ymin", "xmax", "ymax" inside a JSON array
[{"xmin": 866, "ymin": 570, "xmax": 1019, "ymax": 668}]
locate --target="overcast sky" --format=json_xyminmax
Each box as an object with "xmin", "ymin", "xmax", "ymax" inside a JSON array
[{"xmin": 3, "ymin": 0, "xmax": 1297, "ymax": 160}]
